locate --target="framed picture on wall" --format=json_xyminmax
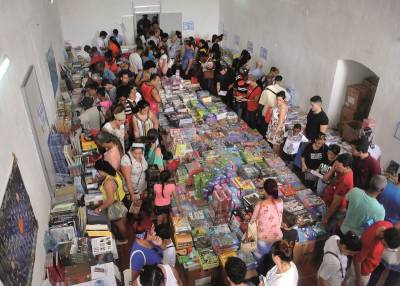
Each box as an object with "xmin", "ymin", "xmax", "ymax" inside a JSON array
[{"xmin": 395, "ymin": 122, "xmax": 400, "ymax": 141}]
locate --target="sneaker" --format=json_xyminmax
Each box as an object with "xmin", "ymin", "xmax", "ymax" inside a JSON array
[{"xmin": 116, "ymin": 239, "xmax": 129, "ymax": 245}]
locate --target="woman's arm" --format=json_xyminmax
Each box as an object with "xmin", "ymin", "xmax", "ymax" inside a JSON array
[
  {"xmin": 156, "ymin": 147, "xmax": 164, "ymax": 171},
  {"xmin": 216, "ymin": 82, "xmax": 221, "ymax": 93},
  {"xmin": 132, "ymin": 116, "xmax": 140, "ymax": 139},
  {"xmin": 121, "ymin": 163, "xmax": 135, "ymax": 198},
  {"xmin": 172, "ymin": 266, "xmax": 184, "ymax": 286},
  {"xmin": 301, "ymin": 157, "xmax": 308, "ymax": 173},
  {"xmin": 322, "ymin": 194, "xmax": 343, "ymax": 225},
  {"xmin": 95, "ymin": 179, "xmax": 116, "ymax": 213},
  {"xmin": 277, "ymin": 105, "xmax": 288, "ymax": 130},
  {"xmin": 172, "ymin": 186, "xmax": 181, "ymax": 211}
]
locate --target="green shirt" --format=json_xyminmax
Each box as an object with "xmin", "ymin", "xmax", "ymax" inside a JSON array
[{"xmin": 340, "ymin": 187, "xmax": 385, "ymax": 237}]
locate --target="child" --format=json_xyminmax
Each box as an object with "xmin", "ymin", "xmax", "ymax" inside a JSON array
[
  {"xmin": 164, "ymin": 151, "xmax": 179, "ymax": 175},
  {"xmin": 154, "ymin": 170, "xmax": 180, "ymax": 225},
  {"xmin": 282, "ymin": 123, "xmax": 308, "ymax": 165},
  {"xmin": 155, "ymin": 223, "xmax": 176, "ymax": 267},
  {"xmin": 282, "ymin": 211, "xmax": 299, "ymax": 245}
]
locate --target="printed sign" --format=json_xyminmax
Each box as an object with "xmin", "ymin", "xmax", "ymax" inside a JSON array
[
  {"xmin": 260, "ymin": 46, "xmax": 268, "ymax": 60},
  {"xmin": 234, "ymin": 35, "xmax": 240, "ymax": 46},
  {"xmin": 247, "ymin": 41, "xmax": 253, "ymax": 52},
  {"xmin": 183, "ymin": 21, "xmax": 194, "ymax": 31}
]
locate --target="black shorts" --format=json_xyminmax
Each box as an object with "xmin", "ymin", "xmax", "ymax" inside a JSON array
[{"xmin": 154, "ymin": 205, "xmax": 171, "ymax": 216}]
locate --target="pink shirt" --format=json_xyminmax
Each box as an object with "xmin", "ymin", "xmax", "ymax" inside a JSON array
[
  {"xmin": 251, "ymin": 199, "xmax": 283, "ymax": 242},
  {"xmin": 154, "ymin": 183, "xmax": 175, "ymax": 206},
  {"xmin": 104, "ymin": 145, "xmax": 121, "ymax": 171}
]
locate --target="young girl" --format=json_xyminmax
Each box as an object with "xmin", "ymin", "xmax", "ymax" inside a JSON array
[{"xmin": 153, "ymin": 170, "xmax": 180, "ymax": 225}]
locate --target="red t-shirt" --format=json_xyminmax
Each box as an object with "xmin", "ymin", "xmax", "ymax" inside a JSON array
[
  {"xmin": 323, "ymin": 171, "xmax": 354, "ymax": 210},
  {"xmin": 353, "ymin": 154, "xmax": 381, "ymax": 190},
  {"xmin": 247, "ymin": 86, "xmax": 262, "ymax": 111},
  {"xmin": 90, "ymin": 54, "xmax": 105, "ymax": 65},
  {"xmin": 357, "ymin": 220, "xmax": 393, "ymax": 275}
]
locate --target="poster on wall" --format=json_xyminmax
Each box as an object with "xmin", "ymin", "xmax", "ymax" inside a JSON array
[
  {"xmin": 247, "ymin": 41, "xmax": 254, "ymax": 52},
  {"xmin": 260, "ymin": 46, "xmax": 268, "ymax": 60},
  {"xmin": 47, "ymin": 46, "xmax": 59, "ymax": 97},
  {"xmin": 0, "ymin": 154, "xmax": 38, "ymax": 286},
  {"xmin": 234, "ymin": 35, "xmax": 240, "ymax": 46},
  {"xmin": 183, "ymin": 21, "xmax": 194, "ymax": 31}
]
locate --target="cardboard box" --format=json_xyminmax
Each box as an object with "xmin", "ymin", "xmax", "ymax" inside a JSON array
[
  {"xmin": 342, "ymin": 120, "xmax": 363, "ymax": 143},
  {"xmin": 174, "ymin": 232, "xmax": 193, "ymax": 250},
  {"xmin": 345, "ymin": 84, "xmax": 372, "ymax": 111}
]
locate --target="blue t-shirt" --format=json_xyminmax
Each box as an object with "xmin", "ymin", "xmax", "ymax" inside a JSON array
[
  {"xmin": 130, "ymin": 242, "xmax": 163, "ymax": 272},
  {"xmin": 181, "ymin": 49, "xmax": 194, "ymax": 70},
  {"xmin": 103, "ymin": 68, "xmax": 116, "ymax": 82},
  {"xmin": 378, "ymin": 182, "xmax": 400, "ymax": 224}
]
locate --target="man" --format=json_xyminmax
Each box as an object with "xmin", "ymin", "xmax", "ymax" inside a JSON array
[
  {"xmin": 129, "ymin": 46, "xmax": 144, "ymax": 74},
  {"xmin": 181, "ymin": 39, "xmax": 195, "ymax": 79},
  {"xmin": 79, "ymin": 96, "xmax": 105, "ymax": 134},
  {"xmin": 351, "ymin": 136, "xmax": 381, "ymax": 190},
  {"xmin": 102, "ymin": 79, "xmax": 116, "ymax": 104},
  {"xmin": 305, "ymin": 95, "xmax": 329, "ymax": 141},
  {"xmin": 77, "ymin": 45, "xmax": 91, "ymax": 61},
  {"xmin": 216, "ymin": 63, "xmax": 235, "ymax": 107},
  {"xmin": 225, "ymin": 257, "xmax": 248, "ymax": 286},
  {"xmin": 318, "ymin": 231, "xmax": 362, "ymax": 286},
  {"xmin": 378, "ymin": 173, "xmax": 400, "ymax": 224},
  {"xmin": 322, "ymin": 153, "xmax": 354, "ymax": 232},
  {"xmin": 112, "ymin": 28, "xmax": 123, "ymax": 45},
  {"xmin": 118, "ymin": 59, "xmax": 135, "ymax": 80},
  {"xmin": 262, "ymin": 66, "xmax": 280, "ymax": 88},
  {"xmin": 341, "ymin": 175, "xmax": 386, "ymax": 237},
  {"xmin": 90, "ymin": 47, "xmax": 105, "ymax": 66},
  {"xmin": 140, "ymin": 74, "xmax": 161, "ymax": 115},
  {"xmin": 167, "ymin": 33, "xmax": 180, "ymax": 60},
  {"xmin": 258, "ymin": 75, "xmax": 288, "ymax": 134},
  {"xmin": 244, "ymin": 75, "xmax": 262, "ymax": 129},
  {"xmin": 95, "ymin": 61, "xmax": 116, "ymax": 83},
  {"xmin": 97, "ymin": 31, "xmax": 108, "ymax": 55},
  {"xmin": 249, "ymin": 60, "xmax": 265, "ymax": 81},
  {"xmin": 137, "ymin": 14, "xmax": 151, "ymax": 37},
  {"xmin": 354, "ymin": 222, "xmax": 400, "ymax": 286}
]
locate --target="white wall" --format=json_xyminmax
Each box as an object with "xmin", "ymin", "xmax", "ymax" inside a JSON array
[
  {"xmin": 220, "ymin": 0, "xmax": 400, "ymax": 167},
  {"xmin": 161, "ymin": 0, "xmax": 220, "ymax": 39},
  {"xmin": 58, "ymin": 0, "xmax": 221, "ymax": 47},
  {"xmin": 58, "ymin": 0, "xmax": 133, "ymax": 47},
  {"xmin": 328, "ymin": 60, "xmax": 376, "ymax": 126},
  {"xmin": 0, "ymin": 0, "xmax": 64, "ymax": 285}
]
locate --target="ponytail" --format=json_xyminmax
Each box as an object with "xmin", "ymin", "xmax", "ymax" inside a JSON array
[{"xmin": 159, "ymin": 170, "xmax": 171, "ymax": 198}]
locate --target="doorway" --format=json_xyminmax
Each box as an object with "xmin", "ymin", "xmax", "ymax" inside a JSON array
[
  {"xmin": 21, "ymin": 66, "xmax": 55, "ymax": 196},
  {"xmin": 328, "ymin": 60, "xmax": 379, "ymax": 127}
]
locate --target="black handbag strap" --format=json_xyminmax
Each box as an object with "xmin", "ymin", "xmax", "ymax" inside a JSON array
[{"xmin": 324, "ymin": 251, "xmax": 344, "ymax": 278}]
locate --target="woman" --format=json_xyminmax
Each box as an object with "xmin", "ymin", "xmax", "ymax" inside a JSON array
[
  {"xmin": 121, "ymin": 143, "xmax": 148, "ymax": 214},
  {"xmin": 108, "ymin": 36, "xmax": 121, "ymax": 58},
  {"xmin": 132, "ymin": 100, "xmax": 159, "ymax": 139},
  {"xmin": 158, "ymin": 46, "xmax": 169, "ymax": 76},
  {"xmin": 259, "ymin": 240, "xmax": 299, "ymax": 286},
  {"xmin": 266, "ymin": 91, "xmax": 288, "ymax": 155},
  {"xmin": 97, "ymin": 131, "xmax": 124, "ymax": 171},
  {"xmin": 102, "ymin": 104, "xmax": 127, "ymax": 152},
  {"xmin": 135, "ymin": 60, "xmax": 156, "ymax": 87},
  {"xmin": 248, "ymin": 178, "xmax": 283, "ymax": 261},
  {"xmin": 145, "ymin": 128, "xmax": 164, "ymax": 171},
  {"xmin": 154, "ymin": 170, "xmax": 180, "ymax": 225},
  {"xmin": 94, "ymin": 159, "xmax": 128, "ymax": 244},
  {"xmin": 139, "ymin": 264, "xmax": 183, "ymax": 286},
  {"xmin": 198, "ymin": 51, "xmax": 215, "ymax": 93},
  {"xmin": 104, "ymin": 50, "xmax": 119, "ymax": 74},
  {"xmin": 300, "ymin": 132, "xmax": 328, "ymax": 190}
]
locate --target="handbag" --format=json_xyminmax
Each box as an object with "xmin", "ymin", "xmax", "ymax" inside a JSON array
[
  {"xmin": 241, "ymin": 221, "xmax": 257, "ymax": 253},
  {"xmin": 107, "ymin": 178, "xmax": 128, "ymax": 221}
]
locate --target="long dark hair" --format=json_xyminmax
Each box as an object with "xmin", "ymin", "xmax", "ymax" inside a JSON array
[
  {"xmin": 263, "ymin": 178, "xmax": 279, "ymax": 200},
  {"xmin": 159, "ymin": 170, "xmax": 171, "ymax": 198},
  {"xmin": 271, "ymin": 240, "xmax": 294, "ymax": 262}
]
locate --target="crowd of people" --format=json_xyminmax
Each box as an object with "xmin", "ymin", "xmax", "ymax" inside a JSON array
[{"xmin": 74, "ymin": 14, "xmax": 400, "ymax": 286}]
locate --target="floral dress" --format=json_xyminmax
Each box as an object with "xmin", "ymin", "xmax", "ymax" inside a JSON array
[{"xmin": 266, "ymin": 106, "xmax": 287, "ymax": 145}]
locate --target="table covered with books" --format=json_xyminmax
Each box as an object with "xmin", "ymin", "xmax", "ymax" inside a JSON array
[{"xmin": 157, "ymin": 76, "xmax": 329, "ymax": 285}]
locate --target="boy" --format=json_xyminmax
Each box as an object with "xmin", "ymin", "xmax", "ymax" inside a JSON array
[
  {"xmin": 282, "ymin": 124, "xmax": 308, "ymax": 165},
  {"xmin": 282, "ymin": 211, "xmax": 299, "ymax": 245},
  {"xmin": 318, "ymin": 231, "xmax": 362, "ymax": 286},
  {"xmin": 225, "ymin": 256, "xmax": 248, "ymax": 286},
  {"xmin": 164, "ymin": 151, "xmax": 179, "ymax": 175},
  {"xmin": 155, "ymin": 223, "xmax": 176, "ymax": 267}
]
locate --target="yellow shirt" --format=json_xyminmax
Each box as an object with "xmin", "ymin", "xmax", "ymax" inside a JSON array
[{"xmin": 99, "ymin": 174, "xmax": 125, "ymax": 202}]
